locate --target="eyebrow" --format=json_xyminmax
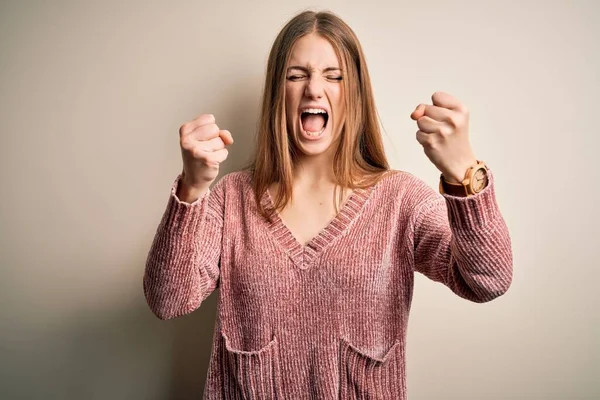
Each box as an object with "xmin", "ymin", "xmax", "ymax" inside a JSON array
[{"xmin": 287, "ymin": 66, "xmax": 342, "ymax": 73}]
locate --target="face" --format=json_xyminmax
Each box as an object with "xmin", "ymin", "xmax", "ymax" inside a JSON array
[{"xmin": 285, "ymin": 33, "xmax": 345, "ymax": 158}]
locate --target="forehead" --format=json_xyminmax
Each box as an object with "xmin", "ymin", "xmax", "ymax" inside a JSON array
[{"xmin": 287, "ymin": 33, "xmax": 340, "ymax": 69}]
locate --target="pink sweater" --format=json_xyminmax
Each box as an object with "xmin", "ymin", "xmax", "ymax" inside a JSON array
[{"xmin": 144, "ymin": 169, "xmax": 512, "ymax": 399}]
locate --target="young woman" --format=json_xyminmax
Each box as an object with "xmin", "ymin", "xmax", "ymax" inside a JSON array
[{"xmin": 144, "ymin": 10, "xmax": 513, "ymax": 399}]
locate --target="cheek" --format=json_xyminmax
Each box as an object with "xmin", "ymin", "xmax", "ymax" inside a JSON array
[
  {"xmin": 285, "ymin": 88, "xmax": 301, "ymax": 120},
  {"xmin": 330, "ymin": 86, "xmax": 344, "ymax": 116},
  {"xmin": 285, "ymin": 86, "xmax": 298, "ymax": 127},
  {"xmin": 285, "ymin": 84, "xmax": 301, "ymax": 104}
]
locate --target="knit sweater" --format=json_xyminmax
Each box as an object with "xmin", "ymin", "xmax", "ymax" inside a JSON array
[{"xmin": 143, "ymin": 169, "xmax": 513, "ymax": 399}]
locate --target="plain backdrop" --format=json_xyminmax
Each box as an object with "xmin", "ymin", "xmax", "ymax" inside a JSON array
[{"xmin": 1, "ymin": 1, "xmax": 598, "ymax": 399}]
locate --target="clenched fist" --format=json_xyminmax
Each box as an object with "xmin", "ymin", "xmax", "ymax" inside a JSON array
[
  {"xmin": 177, "ymin": 114, "xmax": 234, "ymax": 201},
  {"xmin": 410, "ymin": 92, "xmax": 477, "ymax": 183}
]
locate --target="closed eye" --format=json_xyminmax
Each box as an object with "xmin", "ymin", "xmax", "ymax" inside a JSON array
[
  {"xmin": 287, "ymin": 75, "xmax": 307, "ymax": 81},
  {"xmin": 326, "ymin": 76, "xmax": 343, "ymax": 81}
]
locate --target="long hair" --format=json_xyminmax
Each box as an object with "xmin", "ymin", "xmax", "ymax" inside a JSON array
[{"xmin": 249, "ymin": 10, "xmax": 390, "ymax": 219}]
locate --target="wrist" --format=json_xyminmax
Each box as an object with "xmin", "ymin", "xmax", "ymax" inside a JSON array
[
  {"xmin": 440, "ymin": 158, "xmax": 478, "ymax": 183},
  {"xmin": 439, "ymin": 160, "xmax": 489, "ymax": 197},
  {"xmin": 177, "ymin": 177, "xmax": 211, "ymax": 203}
]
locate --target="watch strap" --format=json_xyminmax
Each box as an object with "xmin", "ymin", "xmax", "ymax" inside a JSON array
[
  {"xmin": 439, "ymin": 160, "xmax": 488, "ymax": 197},
  {"xmin": 439, "ymin": 177, "xmax": 471, "ymax": 196}
]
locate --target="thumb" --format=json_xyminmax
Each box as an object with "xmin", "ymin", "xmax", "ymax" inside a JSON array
[
  {"xmin": 219, "ymin": 129, "xmax": 234, "ymax": 145},
  {"xmin": 410, "ymin": 104, "xmax": 426, "ymax": 120}
]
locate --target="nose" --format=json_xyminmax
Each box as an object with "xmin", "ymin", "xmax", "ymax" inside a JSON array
[{"xmin": 304, "ymin": 76, "xmax": 324, "ymax": 99}]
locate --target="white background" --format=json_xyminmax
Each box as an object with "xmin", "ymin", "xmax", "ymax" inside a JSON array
[{"xmin": 1, "ymin": 0, "xmax": 598, "ymax": 398}]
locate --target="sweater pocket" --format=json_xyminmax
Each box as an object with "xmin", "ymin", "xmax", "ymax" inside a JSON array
[
  {"xmin": 221, "ymin": 334, "xmax": 283, "ymax": 399},
  {"xmin": 339, "ymin": 338, "xmax": 406, "ymax": 399}
]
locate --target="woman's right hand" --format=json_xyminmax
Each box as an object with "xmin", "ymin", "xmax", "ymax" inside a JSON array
[{"xmin": 177, "ymin": 114, "xmax": 234, "ymax": 201}]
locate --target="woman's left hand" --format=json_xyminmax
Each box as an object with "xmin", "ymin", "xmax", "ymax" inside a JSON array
[{"xmin": 410, "ymin": 92, "xmax": 477, "ymax": 183}]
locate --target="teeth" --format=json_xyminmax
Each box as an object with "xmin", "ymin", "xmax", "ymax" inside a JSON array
[
  {"xmin": 301, "ymin": 108, "xmax": 327, "ymax": 137},
  {"xmin": 305, "ymin": 127, "xmax": 325, "ymax": 137},
  {"xmin": 302, "ymin": 108, "xmax": 327, "ymax": 114}
]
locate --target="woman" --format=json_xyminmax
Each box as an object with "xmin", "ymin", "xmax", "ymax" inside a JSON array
[{"xmin": 144, "ymin": 10, "xmax": 513, "ymax": 399}]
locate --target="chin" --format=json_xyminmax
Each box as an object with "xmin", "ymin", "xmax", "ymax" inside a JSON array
[{"xmin": 297, "ymin": 141, "xmax": 335, "ymax": 157}]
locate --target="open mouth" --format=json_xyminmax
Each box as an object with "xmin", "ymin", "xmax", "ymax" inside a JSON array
[{"xmin": 300, "ymin": 108, "xmax": 329, "ymax": 137}]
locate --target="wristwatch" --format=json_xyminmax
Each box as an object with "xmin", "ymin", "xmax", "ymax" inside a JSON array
[{"xmin": 439, "ymin": 160, "xmax": 489, "ymax": 197}]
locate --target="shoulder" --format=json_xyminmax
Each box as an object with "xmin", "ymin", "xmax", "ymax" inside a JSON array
[
  {"xmin": 214, "ymin": 169, "xmax": 253, "ymax": 190},
  {"xmin": 209, "ymin": 169, "xmax": 254, "ymax": 205},
  {"xmin": 372, "ymin": 169, "xmax": 441, "ymax": 207},
  {"xmin": 362, "ymin": 170, "xmax": 445, "ymax": 228}
]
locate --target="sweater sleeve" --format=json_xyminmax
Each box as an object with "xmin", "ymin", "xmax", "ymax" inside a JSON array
[
  {"xmin": 410, "ymin": 173, "xmax": 513, "ymax": 303},
  {"xmin": 143, "ymin": 174, "xmax": 225, "ymax": 319}
]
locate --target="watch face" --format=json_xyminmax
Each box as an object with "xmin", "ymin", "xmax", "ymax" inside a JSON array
[{"xmin": 472, "ymin": 168, "xmax": 488, "ymax": 193}]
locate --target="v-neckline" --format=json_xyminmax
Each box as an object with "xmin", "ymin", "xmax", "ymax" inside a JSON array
[{"xmin": 261, "ymin": 186, "xmax": 373, "ymax": 269}]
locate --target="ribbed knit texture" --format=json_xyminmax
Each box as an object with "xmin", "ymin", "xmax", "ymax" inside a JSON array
[{"xmin": 143, "ymin": 169, "xmax": 513, "ymax": 399}]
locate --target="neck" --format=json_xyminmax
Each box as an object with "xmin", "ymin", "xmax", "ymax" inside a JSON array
[{"xmin": 293, "ymin": 151, "xmax": 336, "ymax": 189}]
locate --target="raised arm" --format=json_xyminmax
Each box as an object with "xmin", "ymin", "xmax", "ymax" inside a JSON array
[
  {"xmin": 143, "ymin": 113, "xmax": 233, "ymax": 319},
  {"xmin": 410, "ymin": 176, "xmax": 513, "ymax": 302},
  {"xmin": 143, "ymin": 176, "xmax": 226, "ymax": 319}
]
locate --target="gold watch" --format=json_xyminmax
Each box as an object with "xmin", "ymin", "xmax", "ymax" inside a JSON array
[{"xmin": 439, "ymin": 160, "xmax": 489, "ymax": 197}]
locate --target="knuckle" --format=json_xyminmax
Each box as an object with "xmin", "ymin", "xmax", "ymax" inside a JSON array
[
  {"xmin": 191, "ymin": 146, "xmax": 207, "ymax": 160},
  {"xmin": 448, "ymin": 115, "xmax": 459, "ymax": 127},
  {"xmin": 210, "ymin": 140, "xmax": 218, "ymax": 149},
  {"xmin": 416, "ymin": 131, "xmax": 432, "ymax": 147},
  {"xmin": 426, "ymin": 140, "xmax": 438, "ymax": 150},
  {"xmin": 179, "ymin": 123, "xmax": 191, "ymax": 137},
  {"xmin": 204, "ymin": 155, "xmax": 219, "ymax": 168},
  {"xmin": 204, "ymin": 123, "xmax": 219, "ymax": 137},
  {"xmin": 439, "ymin": 126, "xmax": 451, "ymax": 136},
  {"xmin": 197, "ymin": 114, "xmax": 215, "ymax": 125},
  {"xmin": 180, "ymin": 138, "xmax": 190, "ymax": 150}
]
